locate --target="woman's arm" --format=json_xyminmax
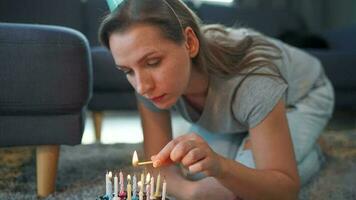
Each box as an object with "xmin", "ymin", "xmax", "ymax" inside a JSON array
[
  {"xmin": 137, "ymin": 101, "xmax": 196, "ymax": 199},
  {"xmin": 216, "ymin": 100, "xmax": 300, "ymax": 200},
  {"xmin": 153, "ymin": 100, "xmax": 300, "ymax": 200}
]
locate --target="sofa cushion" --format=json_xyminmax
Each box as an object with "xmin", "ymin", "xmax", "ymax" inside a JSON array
[
  {"xmin": 0, "ymin": 23, "xmax": 92, "ymax": 114},
  {"xmin": 322, "ymin": 24, "xmax": 356, "ymax": 51}
]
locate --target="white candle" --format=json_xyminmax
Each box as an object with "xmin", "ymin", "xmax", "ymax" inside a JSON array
[
  {"xmin": 140, "ymin": 172, "xmax": 144, "ymax": 191},
  {"xmin": 139, "ymin": 180, "xmax": 144, "ymax": 200},
  {"xmin": 154, "ymin": 172, "xmax": 161, "ymax": 197},
  {"xmin": 145, "ymin": 173, "xmax": 151, "ymax": 186},
  {"xmin": 127, "ymin": 175, "xmax": 132, "ymax": 200},
  {"xmin": 161, "ymin": 179, "xmax": 167, "ymax": 200},
  {"xmin": 114, "ymin": 175, "xmax": 119, "ymax": 197},
  {"xmin": 150, "ymin": 177, "xmax": 155, "ymax": 199},
  {"xmin": 133, "ymin": 174, "xmax": 137, "ymax": 198},
  {"xmin": 106, "ymin": 171, "xmax": 113, "ymax": 196},
  {"xmin": 146, "ymin": 184, "xmax": 150, "ymax": 200}
]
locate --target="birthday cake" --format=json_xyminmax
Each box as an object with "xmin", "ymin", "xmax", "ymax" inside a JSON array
[
  {"xmin": 97, "ymin": 171, "xmax": 169, "ymax": 200},
  {"xmin": 98, "ymin": 151, "xmax": 171, "ymax": 200}
]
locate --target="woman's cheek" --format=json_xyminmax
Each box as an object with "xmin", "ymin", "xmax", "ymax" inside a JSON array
[{"xmin": 127, "ymin": 76, "xmax": 136, "ymax": 90}]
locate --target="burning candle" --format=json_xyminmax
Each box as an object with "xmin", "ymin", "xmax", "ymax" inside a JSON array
[
  {"xmin": 106, "ymin": 171, "xmax": 113, "ymax": 196},
  {"xmin": 150, "ymin": 176, "xmax": 155, "ymax": 199},
  {"xmin": 127, "ymin": 174, "xmax": 132, "ymax": 200},
  {"xmin": 161, "ymin": 179, "xmax": 167, "ymax": 200},
  {"xmin": 154, "ymin": 172, "xmax": 161, "ymax": 197}
]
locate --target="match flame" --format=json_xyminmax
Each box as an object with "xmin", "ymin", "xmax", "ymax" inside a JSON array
[
  {"xmin": 146, "ymin": 173, "xmax": 151, "ymax": 184},
  {"xmin": 132, "ymin": 150, "xmax": 139, "ymax": 166}
]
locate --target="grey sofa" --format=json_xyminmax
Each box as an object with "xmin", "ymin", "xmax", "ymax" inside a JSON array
[
  {"xmin": 0, "ymin": 0, "xmax": 135, "ymax": 141},
  {"xmin": 307, "ymin": 25, "xmax": 356, "ymax": 109},
  {"xmin": 1, "ymin": 1, "xmax": 355, "ymax": 144},
  {"xmin": 0, "ymin": 23, "xmax": 92, "ymax": 196},
  {"xmin": 196, "ymin": 2, "xmax": 356, "ymax": 109}
]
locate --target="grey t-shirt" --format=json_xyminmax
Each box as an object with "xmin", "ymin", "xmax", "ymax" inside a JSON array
[{"xmin": 137, "ymin": 28, "xmax": 327, "ymax": 134}]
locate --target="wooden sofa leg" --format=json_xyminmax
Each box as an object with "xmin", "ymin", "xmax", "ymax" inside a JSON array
[
  {"xmin": 36, "ymin": 145, "xmax": 60, "ymax": 197},
  {"xmin": 92, "ymin": 111, "xmax": 104, "ymax": 142}
]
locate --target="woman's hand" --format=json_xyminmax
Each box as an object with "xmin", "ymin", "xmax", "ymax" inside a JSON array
[{"xmin": 151, "ymin": 133, "xmax": 224, "ymax": 178}]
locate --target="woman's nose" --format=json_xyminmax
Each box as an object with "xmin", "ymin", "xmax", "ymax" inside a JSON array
[{"xmin": 135, "ymin": 72, "xmax": 154, "ymax": 95}]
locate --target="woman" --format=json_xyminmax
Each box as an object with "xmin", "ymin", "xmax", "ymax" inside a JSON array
[{"xmin": 99, "ymin": 0, "xmax": 334, "ymax": 199}]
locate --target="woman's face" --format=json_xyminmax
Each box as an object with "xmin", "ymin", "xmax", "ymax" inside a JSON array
[{"xmin": 109, "ymin": 24, "xmax": 195, "ymax": 109}]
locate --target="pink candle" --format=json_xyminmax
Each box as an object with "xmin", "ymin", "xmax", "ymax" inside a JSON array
[{"xmin": 119, "ymin": 171, "xmax": 126, "ymax": 196}]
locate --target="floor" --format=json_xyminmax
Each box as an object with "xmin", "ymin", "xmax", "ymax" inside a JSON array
[
  {"xmin": 82, "ymin": 110, "xmax": 356, "ymax": 144},
  {"xmin": 82, "ymin": 111, "xmax": 191, "ymax": 144}
]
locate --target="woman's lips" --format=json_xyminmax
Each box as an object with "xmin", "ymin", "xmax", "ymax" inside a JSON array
[{"xmin": 150, "ymin": 94, "xmax": 166, "ymax": 103}]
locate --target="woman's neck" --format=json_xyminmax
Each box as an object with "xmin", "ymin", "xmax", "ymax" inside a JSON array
[{"xmin": 183, "ymin": 69, "xmax": 209, "ymax": 112}]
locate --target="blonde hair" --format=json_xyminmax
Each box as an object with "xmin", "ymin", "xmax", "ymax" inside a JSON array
[{"xmin": 99, "ymin": 0, "xmax": 282, "ymax": 77}]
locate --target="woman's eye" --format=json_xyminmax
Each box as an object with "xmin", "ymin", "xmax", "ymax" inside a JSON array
[
  {"xmin": 117, "ymin": 66, "xmax": 133, "ymax": 75},
  {"xmin": 122, "ymin": 69, "xmax": 133, "ymax": 75},
  {"xmin": 147, "ymin": 59, "xmax": 160, "ymax": 66}
]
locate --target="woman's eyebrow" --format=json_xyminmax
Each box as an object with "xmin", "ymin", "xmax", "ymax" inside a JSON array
[{"xmin": 137, "ymin": 51, "xmax": 159, "ymax": 63}]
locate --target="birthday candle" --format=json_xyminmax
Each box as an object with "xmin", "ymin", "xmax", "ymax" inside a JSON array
[
  {"xmin": 114, "ymin": 174, "xmax": 119, "ymax": 198},
  {"xmin": 140, "ymin": 172, "xmax": 144, "ymax": 190},
  {"xmin": 146, "ymin": 184, "xmax": 150, "ymax": 200},
  {"xmin": 150, "ymin": 177, "xmax": 155, "ymax": 199},
  {"xmin": 133, "ymin": 174, "xmax": 137, "ymax": 198},
  {"xmin": 127, "ymin": 175, "xmax": 132, "ymax": 200},
  {"xmin": 139, "ymin": 180, "xmax": 144, "ymax": 200},
  {"xmin": 154, "ymin": 172, "xmax": 161, "ymax": 197},
  {"xmin": 119, "ymin": 171, "xmax": 125, "ymax": 196},
  {"xmin": 106, "ymin": 171, "xmax": 113, "ymax": 196},
  {"xmin": 161, "ymin": 179, "xmax": 167, "ymax": 200},
  {"xmin": 145, "ymin": 173, "xmax": 151, "ymax": 187},
  {"xmin": 139, "ymin": 172, "xmax": 144, "ymax": 200}
]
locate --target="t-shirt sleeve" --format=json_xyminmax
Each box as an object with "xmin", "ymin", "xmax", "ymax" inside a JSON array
[
  {"xmin": 232, "ymin": 73, "xmax": 288, "ymax": 129},
  {"xmin": 135, "ymin": 92, "xmax": 166, "ymax": 112}
]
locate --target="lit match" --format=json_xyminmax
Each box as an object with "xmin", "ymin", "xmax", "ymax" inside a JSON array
[{"xmin": 132, "ymin": 150, "xmax": 154, "ymax": 167}]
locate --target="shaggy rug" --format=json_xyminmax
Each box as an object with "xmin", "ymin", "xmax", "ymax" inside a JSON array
[{"xmin": 0, "ymin": 129, "xmax": 355, "ymax": 199}]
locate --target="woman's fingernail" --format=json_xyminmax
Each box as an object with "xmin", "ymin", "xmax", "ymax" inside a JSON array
[{"xmin": 153, "ymin": 160, "xmax": 160, "ymax": 168}]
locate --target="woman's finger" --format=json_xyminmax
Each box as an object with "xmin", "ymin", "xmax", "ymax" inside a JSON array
[
  {"xmin": 188, "ymin": 157, "xmax": 209, "ymax": 174},
  {"xmin": 170, "ymin": 140, "xmax": 196, "ymax": 162},
  {"xmin": 181, "ymin": 147, "xmax": 206, "ymax": 167},
  {"xmin": 153, "ymin": 137, "xmax": 182, "ymax": 167}
]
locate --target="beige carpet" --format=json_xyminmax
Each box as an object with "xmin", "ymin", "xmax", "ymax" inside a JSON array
[{"xmin": 0, "ymin": 125, "xmax": 355, "ymax": 199}]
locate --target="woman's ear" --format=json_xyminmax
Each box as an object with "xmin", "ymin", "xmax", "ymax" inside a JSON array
[{"xmin": 184, "ymin": 27, "xmax": 199, "ymax": 58}]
